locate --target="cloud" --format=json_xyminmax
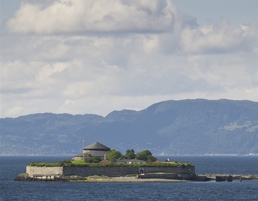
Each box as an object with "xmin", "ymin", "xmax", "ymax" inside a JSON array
[
  {"xmin": 6, "ymin": 0, "xmax": 180, "ymax": 34},
  {"xmin": 1, "ymin": 0, "xmax": 258, "ymax": 118},
  {"xmin": 6, "ymin": 0, "xmax": 257, "ymax": 56},
  {"xmin": 180, "ymin": 20, "xmax": 258, "ymax": 54}
]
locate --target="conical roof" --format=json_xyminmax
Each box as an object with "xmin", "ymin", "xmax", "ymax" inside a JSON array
[{"xmin": 83, "ymin": 142, "xmax": 110, "ymax": 150}]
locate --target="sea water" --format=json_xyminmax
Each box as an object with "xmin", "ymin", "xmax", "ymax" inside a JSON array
[{"xmin": 1, "ymin": 156, "xmax": 258, "ymax": 201}]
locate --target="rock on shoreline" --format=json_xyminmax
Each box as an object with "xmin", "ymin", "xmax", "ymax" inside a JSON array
[
  {"xmin": 14, "ymin": 173, "xmax": 258, "ymax": 182},
  {"xmin": 199, "ymin": 174, "xmax": 258, "ymax": 181}
]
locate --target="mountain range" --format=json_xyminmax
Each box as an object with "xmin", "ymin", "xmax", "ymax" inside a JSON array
[{"xmin": 1, "ymin": 99, "xmax": 258, "ymax": 156}]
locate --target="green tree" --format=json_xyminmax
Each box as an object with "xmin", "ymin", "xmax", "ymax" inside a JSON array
[
  {"xmin": 125, "ymin": 149, "xmax": 136, "ymax": 159},
  {"xmin": 106, "ymin": 149, "xmax": 122, "ymax": 162},
  {"xmin": 146, "ymin": 155, "xmax": 157, "ymax": 163},
  {"xmin": 136, "ymin": 150, "xmax": 152, "ymax": 161}
]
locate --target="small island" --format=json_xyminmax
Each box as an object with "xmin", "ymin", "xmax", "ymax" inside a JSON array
[
  {"xmin": 15, "ymin": 142, "xmax": 198, "ymax": 182},
  {"xmin": 14, "ymin": 142, "xmax": 258, "ymax": 182}
]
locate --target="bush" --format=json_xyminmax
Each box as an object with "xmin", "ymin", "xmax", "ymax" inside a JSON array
[
  {"xmin": 29, "ymin": 162, "xmax": 59, "ymax": 167},
  {"xmin": 84, "ymin": 156, "xmax": 101, "ymax": 163},
  {"xmin": 28, "ymin": 160, "xmax": 194, "ymax": 167},
  {"xmin": 58, "ymin": 160, "xmax": 72, "ymax": 166}
]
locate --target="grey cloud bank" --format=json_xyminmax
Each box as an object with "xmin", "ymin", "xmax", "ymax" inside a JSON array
[{"xmin": 1, "ymin": 0, "xmax": 258, "ymax": 118}]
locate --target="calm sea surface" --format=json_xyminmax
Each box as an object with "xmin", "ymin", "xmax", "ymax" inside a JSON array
[{"xmin": 1, "ymin": 156, "xmax": 258, "ymax": 201}]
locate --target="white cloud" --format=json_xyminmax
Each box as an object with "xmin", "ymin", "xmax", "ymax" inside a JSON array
[
  {"xmin": 180, "ymin": 20, "xmax": 258, "ymax": 54},
  {"xmin": 7, "ymin": 0, "xmax": 179, "ymax": 34},
  {"xmin": 1, "ymin": 0, "xmax": 258, "ymax": 118}
]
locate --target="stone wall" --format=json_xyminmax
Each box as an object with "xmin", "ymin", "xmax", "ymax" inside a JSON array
[
  {"xmin": 138, "ymin": 173, "xmax": 197, "ymax": 180},
  {"xmin": 26, "ymin": 166, "xmax": 195, "ymax": 177},
  {"xmin": 26, "ymin": 166, "xmax": 63, "ymax": 177},
  {"xmin": 141, "ymin": 166, "xmax": 195, "ymax": 174},
  {"xmin": 63, "ymin": 166, "xmax": 195, "ymax": 177},
  {"xmin": 63, "ymin": 166, "xmax": 139, "ymax": 177}
]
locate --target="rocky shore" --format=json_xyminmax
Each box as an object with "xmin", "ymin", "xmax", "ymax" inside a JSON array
[
  {"xmin": 14, "ymin": 173, "xmax": 258, "ymax": 182},
  {"xmin": 199, "ymin": 174, "xmax": 258, "ymax": 181}
]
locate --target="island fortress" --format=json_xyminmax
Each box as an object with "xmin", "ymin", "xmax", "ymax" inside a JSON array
[{"xmin": 25, "ymin": 142, "xmax": 195, "ymax": 180}]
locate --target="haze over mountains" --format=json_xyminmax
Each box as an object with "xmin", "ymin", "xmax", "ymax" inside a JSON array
[{"xmin": 1, "ymin": 99, "xmax": 258, "ymax": 156}]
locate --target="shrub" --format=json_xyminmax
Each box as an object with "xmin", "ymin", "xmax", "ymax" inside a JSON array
[
  {"xmin": 58, "ymin": 160, "xmax": 72, "ymax": 166},
  {"xmin": 84, "ymin": 156, "xmax": 101, "ymax": 163},
  {"xmin": 28, "ymin": 160, "xmax": 194, "ymax": 167}
]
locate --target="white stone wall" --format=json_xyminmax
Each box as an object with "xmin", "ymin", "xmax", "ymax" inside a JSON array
[{"xmin": 26, "ymin": 166, "xmax": 63, "ymax": 177}]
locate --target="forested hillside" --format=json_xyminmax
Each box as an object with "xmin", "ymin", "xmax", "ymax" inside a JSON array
[{"xmin": 1, "ymin": 99, "xmax": 257, "ymax": 155}]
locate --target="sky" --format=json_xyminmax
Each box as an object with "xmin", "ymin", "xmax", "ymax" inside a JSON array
[{"xmin": 1, "ymin": 0, "xmax": 258, "ymax": 118}]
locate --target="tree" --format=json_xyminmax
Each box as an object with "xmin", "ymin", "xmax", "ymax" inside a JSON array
[
  {"xmin": 135, "ymin": 150, "xmax": 152, "ymax": 161},
  {"xmin": 146, "ymin": 155, "xmax": 157, "ymax": 163},
  {"xmin": 125, "ymin": 149, "xmax": 136, "ymax": 159},
  {"xmin": 106, "ymin": 149, "xmax": 122, "ymax": 162}
]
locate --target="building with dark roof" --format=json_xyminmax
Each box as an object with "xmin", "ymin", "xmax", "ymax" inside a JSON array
[{"xmin": 73, "ymin": 142, "xmax": 110, "ymax": 160}]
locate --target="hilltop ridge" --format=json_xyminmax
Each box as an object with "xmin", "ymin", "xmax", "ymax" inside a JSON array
[{"xmin": 1, "ymin": 99, "xmax": 258, "ymax": 155}]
